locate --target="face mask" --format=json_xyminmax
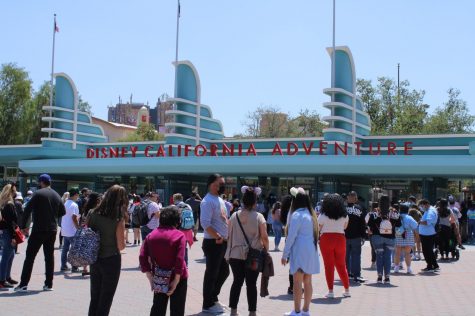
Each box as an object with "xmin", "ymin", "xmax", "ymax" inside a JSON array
[{"xmin": 218, "ymin": 185, "xmax": 226, "ymax": 195}]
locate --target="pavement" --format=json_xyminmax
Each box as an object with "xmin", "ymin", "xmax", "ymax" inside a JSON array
[{"xmin": 1, "ymin": 232, "xmax": 474, "ymax": 316}]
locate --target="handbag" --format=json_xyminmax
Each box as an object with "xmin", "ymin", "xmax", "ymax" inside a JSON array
[
  {"xmin": 236, "ymin": 212, "xmax": 265, "ymax": 272},
  {"xmin": 151, "ymin": 262, "xmax": 173, "ymax": 294},
  {"xmin": 67, "ymin": 226, "xmax": 100, "ymax": 266},
  {"xmin": 14, "ymin": 226, "xmax": 25, "ymax": 244}
]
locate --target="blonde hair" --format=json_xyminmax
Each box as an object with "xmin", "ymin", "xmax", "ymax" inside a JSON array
[
  {"xmin": 62, "ymin": 192, "xmax": 70, "ymax": 204},
  {"xmin": 0, "ymin": 184, "xmax": 15, "ymax": 210},
  {"xmin": 173, "ymin": 193, "xmax": 183, "ymax": 203}
]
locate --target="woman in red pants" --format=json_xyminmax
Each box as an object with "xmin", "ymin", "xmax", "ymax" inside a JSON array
[{"xmin": 318, "ymin": 194, "xmax": 351, "ymax": 298}]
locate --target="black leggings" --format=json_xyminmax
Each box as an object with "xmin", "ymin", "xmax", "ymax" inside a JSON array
[
  {"xmin": 438, "ymin": 225, "xmax": 452, "ymax": 257},
  {"xmin": 88, "ymin": 254, "xmax": 121, "ymax": 316},
  {"xmin": 229, "ymin": 258, "xmax": 259, "ymax": 312},
  {"xmin": 151, "ymin": 278, "xmax": 187, "ymax": 316}
]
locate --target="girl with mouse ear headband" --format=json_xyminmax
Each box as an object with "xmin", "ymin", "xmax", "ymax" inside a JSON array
[
  {"xmin": 289, "ymin": 187, "xmax": 306, "ymax": 197},
  {"xmin": 241, "ymin": 186, "xmax": 262, "ymax": 196}
]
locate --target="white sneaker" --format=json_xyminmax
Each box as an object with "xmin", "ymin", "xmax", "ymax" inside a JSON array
[
  {"xmin": 203, "ymin": 304, "xmax": 225, "ymax": 314},
  {"xmin": 393, "ymin": 266, "xmax": 400, "ymax": 273},
  {"xmin": 300, "ymin": 311, "xmax": 310, "ymax": 316},
  {"xmin": 214, "ymin": 301, "xmax": 229, "ymax": 310},
  {"xmin": 342, "ymin": 291, "xmax": 351, "ymax": 297},
  {"xmin": 398, "ymin": 264, "xmax": 404, "ymax": 270},
  {"xmin": 325, "ymin": 292, "xmax": 335, "ymax": 299},
  {"xmin": 284, "ymin": 311, "xmax": 301, "ymax": 316},
  {"xmin": 407, "ymin": 266, "xmax": 413, "ymax": 274}
]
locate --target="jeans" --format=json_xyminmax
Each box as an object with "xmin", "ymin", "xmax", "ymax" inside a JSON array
[
  {"xmin": 19, "ymin": 230, "xmax": 56, "ymax": 287},
  {"xmin": 372, "ymin": 235, "xmax": 395, "ymax": 277},
  {"xmin": 468, "ymin": 220, "xmax": 475, "ymax": 242},
  {"xmin": 202, "ymin": 239, "xmax": 230, "ymax": 310},
  {"xmin": 0, "ymin": 230, "xmax": 15, "ymax": 281},
  {"xmin": 272, "ymin": 223, "xmax": 283, "ymax": 249},
  {"xmin": 369, "ymin": 237, "xmax": 376, "ymax": 263},
  {"xmin": 420, "ymin": 234, "xmax": 438, "ymax": 269},
  {"xmin": 345, "ymin": 237, "xmax": 362, "ymax": 278},
  {"xmin": 151, "ymin": 278, "xmax": 187, "ymax": 316},
  {"xmin": 89, "ymin": 254, "xmax": 121, "ymax": 316},
  {"xmin": 229, "ymin": 258, "xmax": 259, "ymax": 312},
  {"xmin": 141, "ymin": 226, "xmax": 153, "ymax": 241},
  {"xmin": 61, "ymin": 236, "xmax": 76, "ymax": 269}
]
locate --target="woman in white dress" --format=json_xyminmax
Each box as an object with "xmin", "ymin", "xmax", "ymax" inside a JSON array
[{"xmin": 282, "ymin": 187, "xmax": 320, "ymax": 316}]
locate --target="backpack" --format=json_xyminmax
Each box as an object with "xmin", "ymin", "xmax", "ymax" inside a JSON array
[
  {"xmin": 177, "ymin": 202, "xmax": 194, "ymax": 230},
  {"xmin": 379, "ymin": 218, "xmax": 393, "ymax": 235},
  {"xmin": 67, "ymin": 227, "xmax": 100, "ymax": 266},
  {"xmin": 132, "ymin": 201, "xmax": 152, "ymax": 227}
]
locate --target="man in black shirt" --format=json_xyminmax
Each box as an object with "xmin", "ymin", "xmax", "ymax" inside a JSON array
[
  {"xmin": 345, "ymin": 191, "xmax": 367, "ymax": 283},
  {"xmin": 185, "ymin": 192, "xmax": 202, "ymax": 241},
  {"xmin": 15, "ymin": 174, "xmax": 66, "ymax": 292}
]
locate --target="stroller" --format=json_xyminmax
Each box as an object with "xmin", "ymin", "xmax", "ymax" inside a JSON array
[{"xmin": 434, "ymin": 223, "xmax": 460, "ymax": 261}]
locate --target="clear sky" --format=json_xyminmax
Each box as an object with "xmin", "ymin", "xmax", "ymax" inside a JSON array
[{"xmin": 2, "ymin": 0, "xmax": 474, "ymax": 137}]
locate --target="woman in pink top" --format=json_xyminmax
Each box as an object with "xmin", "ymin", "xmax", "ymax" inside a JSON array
[
  {"xmin": 317, "ymin": 194, "xmax": 351, "ymax": 299},
  {"xmin": 140, "ymin": 205, "xmax": 188, "ymax": 316}
]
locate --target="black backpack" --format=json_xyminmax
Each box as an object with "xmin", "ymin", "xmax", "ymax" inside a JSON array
[{"xmin": 132, "ymin": 201, "xmax": 151, "ymax": 227}]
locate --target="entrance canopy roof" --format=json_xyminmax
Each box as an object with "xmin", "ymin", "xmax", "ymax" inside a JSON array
[{"xmin": 18, "ymin": 155, "xmax": 475, "ymax": 177}]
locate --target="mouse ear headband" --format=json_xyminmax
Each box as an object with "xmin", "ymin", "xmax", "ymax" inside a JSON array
[
  {"xmin": 290, "ymin": 187, "xmax": 306, "ymax": 197},
  {"xmin": 241, "ymin": 186, "xmax": 262, "ymax": 196}
]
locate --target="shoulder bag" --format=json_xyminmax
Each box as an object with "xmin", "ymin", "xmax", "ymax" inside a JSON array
[{"xmin": 236, "ymin": 212, "xmax": 265, "ymax": 272}]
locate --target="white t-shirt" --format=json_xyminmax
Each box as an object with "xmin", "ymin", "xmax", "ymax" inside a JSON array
[
  {"xmin": 61, "ymin": 199, "xmax": 79, "ymax": 237},
  {"xmin": 318, "ymin": 214, "xmax": 349, "ymax": 234},
  {"xmin": 146, "ymin": 201, "xmax": 162, "ymax": 230}
]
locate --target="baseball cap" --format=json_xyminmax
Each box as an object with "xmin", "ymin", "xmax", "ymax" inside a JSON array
[
  {"xmin": 38, "ymin": 174, "xmax": 52, "ymax": 184},
  {"xmin": 68, "ymin": 187, "xmax": 80, "ymax": 196},
  {"xmin": 27, "ymin": 190, "xmax": 33, "ymax": 195},
  {"xmin": 15, "ymin": 192, "xmax": 23, "ymax": 200}
]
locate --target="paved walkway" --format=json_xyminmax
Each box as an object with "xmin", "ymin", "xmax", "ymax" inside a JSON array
[{"xmin": 1, "ymin": 233, "xmax": 473, "ymax": 316}]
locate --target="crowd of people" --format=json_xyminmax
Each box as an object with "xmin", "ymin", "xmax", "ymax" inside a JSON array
[{"xmin": 1, "ymin": 173, "xmax": 474, "ymax": 316}]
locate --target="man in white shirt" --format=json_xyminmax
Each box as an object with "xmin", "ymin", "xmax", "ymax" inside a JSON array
[
  {"xmin": 60, "ymin": 188, "xmax": 80, "ymax": 272},
  {"xmin": 140, "ymin": 192, "xmax": 162, "ymax": 240}
]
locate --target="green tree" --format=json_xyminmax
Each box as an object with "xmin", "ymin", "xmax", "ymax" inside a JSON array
[
  {"xmin": 289, "ymin": 109, "xmax": 326, "ymax": 137},
  {"xmin": 423, "ymin": 88, "xmax": 474, "ymax": 134},
  {"xmin": 21, "ymin": 81, "xmax": 51, "ymax": 143},
  {"xmin": 118, "ymin": 123, "xmax": 164, "ymax": 142},
  {"xmin": 243, "ymin": 106, "xmax": 285, "ymax": 138},
  {"xmin": 242, "ymin": 106, "xmax": 327, "ymax": 138},
  {"xmin": 0, "ymin": 63, "xmax": 33, "ymax": 144},
  {"xmin": 78, "ymin": 95, "xmax": 92, "ymax": 114},
  {"xmin": 356, "ymin": 77, "xmax": 428, "ymax": 135}
]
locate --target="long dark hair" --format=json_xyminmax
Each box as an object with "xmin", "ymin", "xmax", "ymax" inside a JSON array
[
  {"xmin": 242, "ymin": 188, "xmax": 258, "ymax": 210},
  {"xmin": 280, "ymin": 195, "xmax": 292, "ymax": 225},
  {"xmin": 93, "ymin": 185, "xmax": 128, "ymax": 220},
  {"xmin": 321, "ymin": 194, "xmax": 347, "ymax": 220},
  {"xmin": 438, "ymin": 198, "xmax": 450, "ymax": 218},
  {"xmin": 83, "ymin": 192, "xmax": 101, "ymax": 216},
  {"xmin": 379, "ymin": 194, "xmax": 391, "ymax": 219}
]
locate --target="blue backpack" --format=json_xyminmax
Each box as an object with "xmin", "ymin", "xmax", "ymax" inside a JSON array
[{"xmin": 177, "ymin": 202, "xmax": 194, "ymax": 230}]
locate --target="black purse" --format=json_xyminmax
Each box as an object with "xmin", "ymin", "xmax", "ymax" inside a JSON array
[{"xmin": 236, "ymin": 213, "xmax": 265, "ymax": 272}]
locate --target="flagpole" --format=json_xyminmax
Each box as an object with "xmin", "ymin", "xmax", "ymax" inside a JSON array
[
  {"xmin": 174, "ymin": 0, "xmax": 180, "ymax": 99},
  {"xmin": 331, "ymin": 0, "xmax": 336, "ymax": 93},
  {"xmin": 48, "ymin": 14, "xmax": 57, "ymax": 138}
]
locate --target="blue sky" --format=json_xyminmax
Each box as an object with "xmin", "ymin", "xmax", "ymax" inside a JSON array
[{"xmin": 2, "ymin": 0, "xmax": 474, "ymax": 136}]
